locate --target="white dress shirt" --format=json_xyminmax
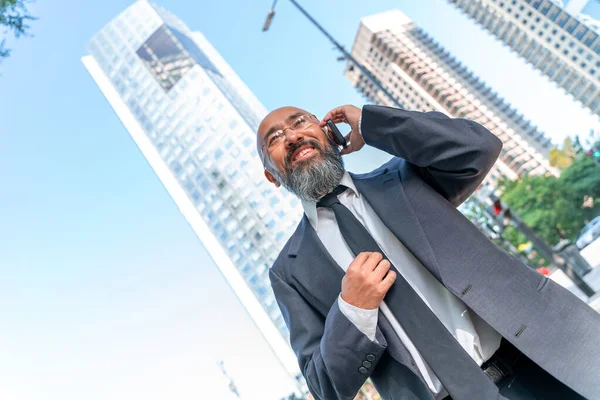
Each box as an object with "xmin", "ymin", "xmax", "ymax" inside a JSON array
[{"xmin": 302, "ymin": 172, "xmax": 502, "ymax": 399}]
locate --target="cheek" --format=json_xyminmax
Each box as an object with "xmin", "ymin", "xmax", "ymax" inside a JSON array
[
  {"xmin": 311, "ymin": 131, "xmax": 333, "ymax": 150},
  {"xmin": 271, "ymin": 149, "xmax": 289, "ymax": 170}
]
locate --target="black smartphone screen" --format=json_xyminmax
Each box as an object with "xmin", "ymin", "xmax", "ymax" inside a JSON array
[{"xmin": 326, "ymin": 120, "xmax": 347, "ymax": 148}]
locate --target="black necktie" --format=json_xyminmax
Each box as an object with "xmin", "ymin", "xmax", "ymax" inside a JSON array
[{"xmin": 317, "ymin": 186, "xmax": 498, "ymax": 400}]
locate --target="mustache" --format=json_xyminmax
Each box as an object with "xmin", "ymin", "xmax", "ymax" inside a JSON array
[{"xmin": 284, "ymin": 140, "xmax": 324, "ymax": 167}]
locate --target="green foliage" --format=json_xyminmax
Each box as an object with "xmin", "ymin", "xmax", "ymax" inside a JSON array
[
  {"xmin": 549, "ymin": 137, "xmax": 577, "ymax": 169},
  {"xmin": 0, "ymin": 0, "xmax": 36, "ymax": 60},
  {"xmin": 498, "ymin": 155, "xmax": 600, "ymax": 247}
]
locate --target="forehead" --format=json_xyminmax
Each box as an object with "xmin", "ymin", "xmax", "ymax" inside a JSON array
[{"xmin": 257, "ymin": 107, "xmax": 308, "ymax": 140}]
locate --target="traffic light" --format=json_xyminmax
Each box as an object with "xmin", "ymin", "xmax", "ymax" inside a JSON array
[{"xmin": 486, "ymin": 198, "xmax": 512, "ymax": 233}]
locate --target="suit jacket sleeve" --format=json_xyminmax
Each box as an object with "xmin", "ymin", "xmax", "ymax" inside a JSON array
[
  {"xmin": 361, "ymin": 105, "xmax": 503, "ymax": 206},
  {"xmin": 270, "ymin": 268, "xmax": 388, "ymax": 400}
]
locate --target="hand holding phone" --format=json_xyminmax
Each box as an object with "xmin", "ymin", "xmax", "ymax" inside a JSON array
[{"xmin": 320, "ymin": 105, "xmax": 365, "ymax": 156}]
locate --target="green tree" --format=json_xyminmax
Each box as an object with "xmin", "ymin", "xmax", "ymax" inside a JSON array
[
  {"xmin": 498, "ymin": 155, "xmax": 600, "ymax": 247},
  {"xmin": 549, "ymin": 137, "xmax": 577, "ymax": 169},
  {"xmin": 1, "ymin": 0, "xmax": 36, "ymax": 60}
]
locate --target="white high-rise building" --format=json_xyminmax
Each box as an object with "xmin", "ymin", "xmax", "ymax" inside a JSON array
[
  {"xmin": 565, "ymin": 0, "xmax": 589, "ymax": 15},
  {"xmin": 447, "ymin": 0, "xmax": 600, "ymax": 116},
  {"xmin": 81, "ymin": 0, "xmax": 303, "ymax": 380},
  {"xmin": 344, "ymin": 10, "xmax": 558, "ymax": 184}
]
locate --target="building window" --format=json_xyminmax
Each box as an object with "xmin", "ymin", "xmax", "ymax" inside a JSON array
[
  {"xmin": 566, "ymin": 21, "xmax": 579, "ymax": 35},
  {"xmin": 540, "ymin": 3, "xmax": 552, "ymax": 14},
  {"xmin": 576, "ymin": 26, "xmax": 589, "ymax": 41},
  {"xmin": 585, "ymin": 32, "xmax": 599, "ymax": 47},
  {"xmin": 137, "ymin": 25, "xmax": 194, "ymax": 92}
]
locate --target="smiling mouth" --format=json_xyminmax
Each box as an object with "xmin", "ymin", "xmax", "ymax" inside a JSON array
[{"xmin": 291, "ymin": 145, "xmax": 317, "ymax": 164}]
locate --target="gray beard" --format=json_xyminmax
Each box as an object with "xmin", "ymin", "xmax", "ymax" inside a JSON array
[{"xmin": 271, "ymin": 140, "xmax": 345, "ymax": 203}]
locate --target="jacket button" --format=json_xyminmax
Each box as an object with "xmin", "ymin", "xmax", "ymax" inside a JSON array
[
  {"xmin": 358, "ymin": 367, "xmax": 368, "ymax": 374},
  {"xmin": 366, "ymin": 354, "xmax": 376, "ymax": 362},
  {"xmin": 362, "ymin": 361, "xmax": 372, "ymax": 368}
]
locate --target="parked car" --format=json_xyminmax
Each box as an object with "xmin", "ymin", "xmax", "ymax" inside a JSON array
[{"xmin": 576, "ymin": 216, "xmax": 600, "ymax": 250}]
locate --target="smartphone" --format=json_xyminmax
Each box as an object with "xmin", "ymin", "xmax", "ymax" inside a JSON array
[{"xmin": 326, "ymin": 120, "xmax": 348, "ymax": 148}]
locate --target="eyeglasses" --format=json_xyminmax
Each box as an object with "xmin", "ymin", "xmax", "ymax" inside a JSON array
[{"xmin": 261, "ymin": 114, "xmax": 318, "ymax": 166}]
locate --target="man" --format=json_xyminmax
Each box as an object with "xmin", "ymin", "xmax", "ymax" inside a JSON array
[{"xmin": 256, "ymin": 104, "xmax": 600, "ymax": 400}]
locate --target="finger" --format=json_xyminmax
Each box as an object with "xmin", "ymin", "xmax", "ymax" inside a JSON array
[
  {"xmin": 363, "ymin": 252, "xmax": 383, "ymax": 272},
  {"xmin": 339, "ymin": 133, "xmax": 354, "ymax": 155},
  {"xmin": 382, "ymin": 270, "xmax": 397, "ymax": 289},
  {"xmin": 321, "ymin": 114, "xmax": 347, "ymax": 126},
  {"xmin": 319, "ymin": 106, "xmax": 347, "ymax": 126},
  {"xmin": 349, "ymin": 252, "xmax": 371, "ymax": 272},
  {"xmin": 340, "ymin": 145, "xmax": 356, "ymax": 156},
  {"xmin": 319, "ymin": 110, "xmax": 340, "ymax": 126},
  {"xmin": 373, "ymin": 259, "xmax": 391, "ymax": 280}
]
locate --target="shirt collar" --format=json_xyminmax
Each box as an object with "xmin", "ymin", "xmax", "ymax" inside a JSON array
[{"xmin": 301, "ymin": 171, "xmax": 359, "ymax": 231}]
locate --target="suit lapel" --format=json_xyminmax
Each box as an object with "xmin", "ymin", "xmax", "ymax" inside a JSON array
[
  {"xmin": 352, "ymin": 170, "xmax": 443, "ymax": 282},
  {"xmin": 287, "ymin": 168, "xmax": 443, "ymax": 312},
  {"xmin": 289, "ymin": 216, "xmax": 345, "ymax": 314}
]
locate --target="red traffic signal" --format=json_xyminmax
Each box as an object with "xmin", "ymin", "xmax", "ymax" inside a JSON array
[{"xmin": 493, "ymin": 199, "xmax": 502, "ymax": 215}]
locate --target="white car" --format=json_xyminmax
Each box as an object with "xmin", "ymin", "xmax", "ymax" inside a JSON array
[{"xmin": 576, "ymin": 216, "xmax": 600, "ymax": 250}]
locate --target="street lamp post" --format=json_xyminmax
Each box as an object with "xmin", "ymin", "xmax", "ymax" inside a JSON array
[{"xmin": 262, "ymin": 0, "xmax": 404, "ymax": 109}]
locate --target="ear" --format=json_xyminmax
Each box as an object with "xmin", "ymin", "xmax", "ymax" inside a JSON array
[{"xmin": 264, "ymin": 169, "xmax": 281, "ymax": 187}]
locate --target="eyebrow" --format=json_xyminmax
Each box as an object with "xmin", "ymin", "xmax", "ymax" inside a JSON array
[{"xmin": 262, "ymin": 111, "xmax": 307, "ymax": 144}]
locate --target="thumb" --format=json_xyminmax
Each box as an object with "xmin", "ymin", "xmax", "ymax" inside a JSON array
[{"xmin": 340, "ymin": 133, "xmax": 353, "ymax": 155}]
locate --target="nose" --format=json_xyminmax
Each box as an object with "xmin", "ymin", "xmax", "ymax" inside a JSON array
[{"xmin": 283, "ymin": 128, "xmax": 304, "ymax": 148}]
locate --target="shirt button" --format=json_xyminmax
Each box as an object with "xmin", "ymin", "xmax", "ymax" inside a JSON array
[
  {"xmin": 362, "ymin": 361, "xmax": 372, "ymax": 368},
  {"xmin": 358, "ymin": 367, "xmax": 368, "ymax": 374},
  {"xmin": 366, "ymin": 354, "xmax": 376, "ymax": 362}
]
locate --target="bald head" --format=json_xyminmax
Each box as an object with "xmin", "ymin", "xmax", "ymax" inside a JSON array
[{"xmin": 256, "ymin": 106, "xmax": 309, "ymax": 157}]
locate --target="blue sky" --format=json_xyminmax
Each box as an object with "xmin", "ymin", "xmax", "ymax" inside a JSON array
[{"xmin": 1, "ymin": 0, "xmax": 599, "ymax": 399}]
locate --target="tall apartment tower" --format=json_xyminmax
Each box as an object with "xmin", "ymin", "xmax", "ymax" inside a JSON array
[
  {"xmin": 448, "ymin": 0, "xmax": 600, "ymax": 116},
  {"xmin": 81, "ymin": 0, "xmax": 303, "ymax": 379},
  {"xmin": 344, "ymin": 10, "xmax": 558, "ymax": 183},
  {"xmin": 566, "ymin": 0, "xmax": 589, "ymax": 15}
]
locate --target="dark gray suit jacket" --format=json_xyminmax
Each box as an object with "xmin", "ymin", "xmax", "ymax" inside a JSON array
[{"xmin": 269, "ymin": 105, "xmax": 600, "ymax": 400}]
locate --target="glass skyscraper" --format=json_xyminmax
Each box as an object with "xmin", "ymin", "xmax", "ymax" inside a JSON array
[{"xmin": 81, "ymin": 0, "xmax": 303, "ymax": 379}]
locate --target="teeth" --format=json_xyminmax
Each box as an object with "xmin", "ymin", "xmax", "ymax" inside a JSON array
[{"xmin": 295, "ymin": 147, "xmax": 313, "ymax": 161}]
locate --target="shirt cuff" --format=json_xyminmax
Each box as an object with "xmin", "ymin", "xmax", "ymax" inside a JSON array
[
  {"xmin": 337, "ymin": 294, "xmax": 379, "ymax": 342},
  {"xmin": 357, "ymin": 114, "xmax": 363, "ymax": 137}
]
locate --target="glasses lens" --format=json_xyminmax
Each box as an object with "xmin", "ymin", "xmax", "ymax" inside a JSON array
[
  {"xmin": 292, "ymin": 115, "xmax": 311, "ymax": 130},
  {"xmin": 267, "ymin": 130, "xmax": 285, "ymax": 149}
]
